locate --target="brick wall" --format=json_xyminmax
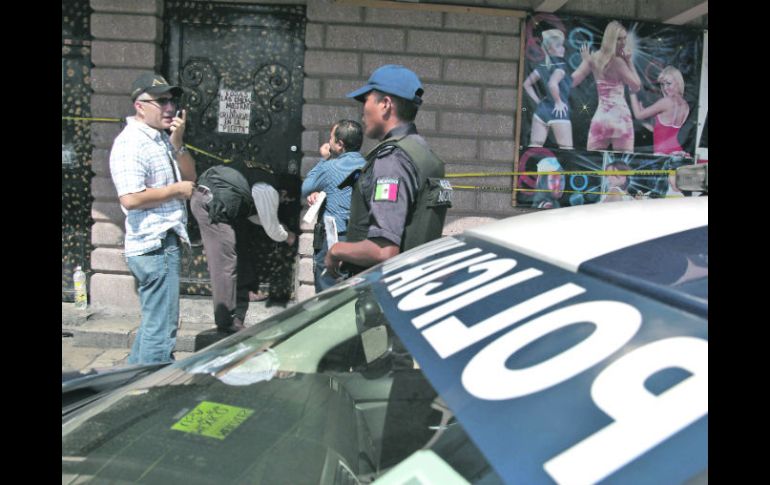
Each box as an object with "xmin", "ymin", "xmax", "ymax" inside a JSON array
[
  {"xmin": 88, "ymin": 0, "xmax": 165, "ymax": 308},
  {"xmin": 297, "ymin": 0, "xmax": 534, "ymax": 299},
  {"xmin": 81, "ymin": 0, "xmax": 707, "ymax": 306},
  {"xmin": 84, "ymin": 0, "xmax": 540, "ymax": 306}
]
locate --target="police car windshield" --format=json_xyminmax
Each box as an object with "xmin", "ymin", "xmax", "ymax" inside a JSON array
[{"xmin": 63, "ymin": 280, "xmax": 500, "ymax": 484}]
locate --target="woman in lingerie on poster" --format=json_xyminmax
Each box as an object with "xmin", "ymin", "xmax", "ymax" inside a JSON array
[{"xmin": 572, "ymin": 20, "xmax": 642, "ymax": 152}]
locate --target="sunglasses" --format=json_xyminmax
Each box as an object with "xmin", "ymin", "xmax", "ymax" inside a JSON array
[{"xmin": 138, "ymin": 97, "xmax": 178, "ymax": 107}]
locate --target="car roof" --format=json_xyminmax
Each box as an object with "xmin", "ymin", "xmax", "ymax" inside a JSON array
[{"xmin": 465, "ymin": 197, "xmax": 708, "ymax": 273}]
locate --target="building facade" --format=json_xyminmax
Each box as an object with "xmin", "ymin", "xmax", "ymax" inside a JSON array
[{"xmin": 63, "ymin": 0, "xmax": 707, "ymax": 308}]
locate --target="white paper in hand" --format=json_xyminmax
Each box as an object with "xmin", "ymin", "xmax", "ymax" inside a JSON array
[
  {"xmin": 324, "ymin": 215, "xmax": 338, "ymax": 247},
  {"xmin": 302, "ymin": 191, "xmax": 326, "ymax": 224}
]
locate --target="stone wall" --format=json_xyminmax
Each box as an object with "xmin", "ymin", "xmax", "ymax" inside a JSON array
[
  {"xmin": 83, "ymin": 0, "xmax": 708, "ymax": 306},
  {"xmin": 297, "ymin": 0, "xmax": 532, "ymax": 300},
  {"xmin": 88, "ymin": 0, "xmax": 165, "ymax": 308}
]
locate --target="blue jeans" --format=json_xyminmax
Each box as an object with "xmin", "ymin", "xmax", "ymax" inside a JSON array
[
  {"xmin": 126, "ymin": 232, "xmax": 180, "ymax": 365},
  {"xmin": 313, "ymin": 234, "xmax": 346, "ymax": 293}
]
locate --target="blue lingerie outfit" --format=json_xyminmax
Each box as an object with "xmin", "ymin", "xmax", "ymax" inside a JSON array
[{"xmin": 533, "ymin": 57, "xmax": 572, "ymax": 124}]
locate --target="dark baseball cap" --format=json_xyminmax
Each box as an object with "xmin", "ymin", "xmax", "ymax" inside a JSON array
[
  {"xmin": 130, "ymin": 73, "xmax": 183, "ymax": 101},
  {"xmin": 347, "ymin": 65, "xmax": 424, "ymax": 105}
]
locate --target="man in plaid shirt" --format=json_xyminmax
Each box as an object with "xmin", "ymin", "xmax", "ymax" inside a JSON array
[{"xmin": 109, "ymin": 73, "xmax": 197, "ymax": 364}]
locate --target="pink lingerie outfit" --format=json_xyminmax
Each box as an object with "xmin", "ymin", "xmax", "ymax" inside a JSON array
[
  {"xmin": 653, "ymin": 102, "xmax": 686, "ymax": 154},
  {"xmin": 587, "ymin": 79, "xmax": 634, "ymax": 150}
]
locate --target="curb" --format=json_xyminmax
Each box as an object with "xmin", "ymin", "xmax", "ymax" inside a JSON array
[{"xmin": 62, "ymin": 297, "xmax": 294, "ymax": 353}]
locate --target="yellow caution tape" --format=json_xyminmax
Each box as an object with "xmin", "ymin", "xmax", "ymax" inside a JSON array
[
  {"xmin": 185, "ymin": 145, "xmax": 232, "ymax": 164},
  {"xmin": 450, "ymin": 169, "xmax": 675, "ymax": 192},
  {"xmin": 452, "ymin": 185, "xmax": 682, "ymax": 198},
  {"xmin": 61, "ymin": 116, "xmax": 232, "ymax": 164},
  {"xmin": 62, "ymin": 117, "xmax": 675, "ymax": 178},
  {"xmin": 61, "ymin": 116, "xmax": 122, "ymax": 122},
  {"xmin": 447, "ymin": 170, "xmax": 674, "ymax": 177}
]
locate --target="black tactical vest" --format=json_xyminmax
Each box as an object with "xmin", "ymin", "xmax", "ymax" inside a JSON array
[
  {"xmin": 346, "ymin": 134, "xmax": 452, "ymax": 252},
  {"xmin": 198, "ymin": 162, "xmax": 277, "ymax": 224}
]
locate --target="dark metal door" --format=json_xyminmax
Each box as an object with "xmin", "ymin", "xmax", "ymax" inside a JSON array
[
  {"xmin": 163, "ymin": 1, "xmax": 306, "ymax": 298},
  {"xmin": 62, "ymin": 0, "xmax": 94, "ymax": 301}
]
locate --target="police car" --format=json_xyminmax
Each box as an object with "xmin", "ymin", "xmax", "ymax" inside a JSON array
[{"xmin": 62, "ymin": 177, "xmax": 707, "ymax": 484}]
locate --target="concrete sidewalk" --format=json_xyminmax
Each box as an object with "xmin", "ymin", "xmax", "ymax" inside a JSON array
[{"xmin": 62, "ymin": 296, "xmax": 293, "ymax": 375}]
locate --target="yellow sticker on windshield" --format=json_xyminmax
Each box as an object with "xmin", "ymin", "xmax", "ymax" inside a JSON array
[{"xmin": 171, "ymin": 401, "xmax": 254, "ymax": 440}]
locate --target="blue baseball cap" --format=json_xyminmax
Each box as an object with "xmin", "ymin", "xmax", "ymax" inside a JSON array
[{"xmin": 347, "ymin": 65, "xmax": 424, "ymax": 105}]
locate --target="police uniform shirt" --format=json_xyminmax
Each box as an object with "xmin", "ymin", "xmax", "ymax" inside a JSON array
[{"xmin": 364, "ymin": 123, "xmax": 422, "ymax": 247}]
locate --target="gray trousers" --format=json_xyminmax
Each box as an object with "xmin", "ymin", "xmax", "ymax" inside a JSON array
[{"xmin": 190, "ymin": 190, "xmax": 256, "ymax": 328}]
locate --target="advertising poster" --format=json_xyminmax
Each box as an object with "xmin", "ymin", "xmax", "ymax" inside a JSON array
[
  {"xmin": 516, "ymin": 147, "xmax": 696, "ymax": 208},
  {"xmin": 518, "ymin": 13, "xmax": 705, "ymax": 157}
]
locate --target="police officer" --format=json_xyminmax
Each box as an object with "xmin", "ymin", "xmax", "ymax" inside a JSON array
[{"xmin": 325, "ymin": 65, "xmax": 452, "ymax": 277}]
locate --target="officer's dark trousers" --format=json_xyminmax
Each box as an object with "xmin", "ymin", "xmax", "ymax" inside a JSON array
[{"xmin": 190, "ymin": 190, "xmax": 257, "ymax": 329}]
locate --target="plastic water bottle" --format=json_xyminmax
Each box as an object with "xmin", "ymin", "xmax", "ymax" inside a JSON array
[{"xmin": 74, "ymin": 266, "xmax": 87, "ymax": 310}]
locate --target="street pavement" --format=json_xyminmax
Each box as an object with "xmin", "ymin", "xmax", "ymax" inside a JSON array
[{"xmin": 62, "ymin": 297, "xmax": 293, "ymax": 376}]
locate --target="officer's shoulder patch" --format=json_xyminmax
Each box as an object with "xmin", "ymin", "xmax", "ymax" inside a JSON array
[
  {"xmin": 374, "ymin": 177, "xmax": 399, "ymax": 202},
  {"xmin": 375, "ymin": 145, "xmax": 397, "ymax": 158}
]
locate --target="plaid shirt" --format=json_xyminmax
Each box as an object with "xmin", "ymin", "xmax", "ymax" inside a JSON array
[{"xmin": 109, "ymin": 117, "xmax": 189, "ymax": 258}]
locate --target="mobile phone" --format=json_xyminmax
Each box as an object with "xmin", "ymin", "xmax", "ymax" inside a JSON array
[{"xmin": 166, "ymin": 110, "xmax": 182, "ymax": 135}]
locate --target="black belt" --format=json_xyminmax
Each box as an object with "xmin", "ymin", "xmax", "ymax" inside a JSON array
[{"xmin": 340, "ymin": 261, "xmax": 365, "ymax": 276}]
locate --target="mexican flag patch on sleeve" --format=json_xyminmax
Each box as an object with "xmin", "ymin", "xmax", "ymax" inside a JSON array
[{"xmin": 374, "ymin": 177, "xmax": 399, "ymax": 202}]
